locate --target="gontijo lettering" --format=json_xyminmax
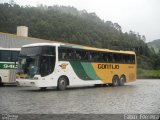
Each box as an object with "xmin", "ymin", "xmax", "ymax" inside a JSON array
[{"xmin": 98, "ymin": 64, "xmax": 119, "ymax": 69}]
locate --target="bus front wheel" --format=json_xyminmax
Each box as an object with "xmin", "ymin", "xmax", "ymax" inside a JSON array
[
  {"xmin": 112, "ymin": 75, "xmax": 119, "ymax": 87},
  {"xmin": 57, "ymin": 77, "xmax": 67, "ymax": 91}
]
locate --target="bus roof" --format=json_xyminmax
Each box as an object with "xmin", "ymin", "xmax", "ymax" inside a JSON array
[
  {"xmin": 22, "ymin": 42, "xmax": 135, "ymax": 55},
  {"xmin": 22, "ymin": 43, "xmax": 62, "ymax": 47},
  {"xmin": 0, "ymin": 47, "xmax": 21, "ymax": 51}
]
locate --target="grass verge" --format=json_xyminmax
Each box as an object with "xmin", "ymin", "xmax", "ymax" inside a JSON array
[{"xmin": 137, "ymin": 69, "xmax": 160, "ymax": 79}]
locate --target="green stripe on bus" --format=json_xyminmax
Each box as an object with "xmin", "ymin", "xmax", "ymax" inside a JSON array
[
  {"xmin": 0, "ymin": 63, "xmax": 17, "ymax": 69},
  {"xmin": 69, "ymin": 61, "xmax": 92, "ymax": 80},
  {"xmin": 81, "ymin": 62, "xmax": 100, "ymax": 80}
]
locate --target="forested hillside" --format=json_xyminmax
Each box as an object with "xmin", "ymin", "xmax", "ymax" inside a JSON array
[
  {"xmin": 0, "ymin": 3, "xmax": 159, "ymax": 71},
  {"xmin": 148, "ymin": 39, "xmax": 160, "ymax": 53}
]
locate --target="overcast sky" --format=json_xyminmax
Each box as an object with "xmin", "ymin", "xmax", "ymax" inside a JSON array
[{"xmin": 1, "ymin": 0, "xmax": 160, "ymax": 42}]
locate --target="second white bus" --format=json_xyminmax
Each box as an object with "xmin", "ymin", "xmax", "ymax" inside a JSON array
[{"xmin": 0, "ymin": 48, "xmax": 20, "ymax": 86}]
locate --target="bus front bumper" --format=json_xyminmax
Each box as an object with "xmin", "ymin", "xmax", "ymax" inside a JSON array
[
  {"xmin": 16, "ymin": 79, "xmax": 41, "ymax": 87},
  {"xmin": 16, "ymin": 79, "xmax": 55, "ymax": 88}
]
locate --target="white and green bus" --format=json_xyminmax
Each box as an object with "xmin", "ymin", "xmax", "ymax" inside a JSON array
[
  {"xmin": 16, "ymin": 43, "xmax": 136, "ymax": 90},
  {"xmin": 0, "ymin": 48, "xmax": 20, "ymax": 86}
]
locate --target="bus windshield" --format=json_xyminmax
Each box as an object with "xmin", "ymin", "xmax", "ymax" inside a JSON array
[
  {"xmin": 18, "ymin": 56, "xmax": 40, "ymax": 77},
  {"xmin": 18, "ymin": 46, "xmax": 56, "ymax": 78}
]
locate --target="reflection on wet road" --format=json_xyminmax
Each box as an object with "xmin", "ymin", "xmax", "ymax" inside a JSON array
[{"xmin": 0, "ymin": 80, "xmax": 160, "ymax": 114}]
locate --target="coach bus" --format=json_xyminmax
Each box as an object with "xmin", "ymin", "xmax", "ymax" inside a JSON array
[
  {"xmin": 16, "ymin": 43, "xmax": 136, "ymax": 90},
  {"xmin": 0, "ymin": 48, "xmax": 20, "ymax": 86}
]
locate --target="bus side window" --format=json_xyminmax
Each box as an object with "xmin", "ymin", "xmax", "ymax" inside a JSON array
[
  {"xmin": 59, "ymin": 48, "xmax": 69, "ymax": 61},
  {"xmin": 113, "ymin": 54, "xmax": 117, "ymax": 63},
  {"xmin": 92, "ymin": 52, "xmax": 98, "ymax": 62},
  {"xmin": 103, "ymin": 53, "xmax": 109, "ymax": 62},
  {"xmin": 11, "ymin": 51, "xmax": 19, "ymax": 61},
  {"xmin": 122, "ymin": 54, "xmax": 125, "ymax": 63},
  {"xmin": 80, "ymin": 50, "xmax": 86, "ymax": 61},
  {"xmin": 107, "ymin": 53, "xmax": 111, "ymax": 63},
  {"xmin": 58, "ymin": 48, "xmax": 63, "ymax": 60},
  {"xmin": 129, "ymin": 55, "xmax": 134, "ymax": 64},
  {"xmin": 115, "ymin": 54, "xmax": 122, "ymax": 63},
  {"xmin": 1, "ymin": 50, "xmax": 11, "ymax": 62},
  {"xmin": 128, "ymin": 55, "xmax": 131, "ymax": 63},
  {"xmin": 124, "ymin": 55, "xmax": 131, "ymax": 64},
  {"xmin": 124, "ymin": 55, "xmax": 127, "ymax": 63},
  {"xmin": 111, "ymin": 54, "xmax": 115, "ymax": 63},
  {"xmin": 68, "ymin": 52, "xmax": 72, "ymax": 60},
  {"xmin": 129, "ymin": 55, "xmax": 132, "ymax": 63},
  {"xmin": 84, "ymin": 51, "xmax": 92, "ymax": 61},
  {"xmin": 75, "ymin": 50, "xmax": 82, "ymax": 60},
  {"xmin": 97, "ymin": 53, "xmax": 102, "ymax": 62},
  {"xmin": 132, "ymin": 55, "xmax": 135, "ymax": 64},
  {"xmin": 62, "ymin": 52, "xmax": 66, "ymax": 60}
]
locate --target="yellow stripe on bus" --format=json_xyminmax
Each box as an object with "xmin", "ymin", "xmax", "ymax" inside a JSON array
[{"xmin": 91, "ymin": 63, "xmax": 136, "ymax": 83}]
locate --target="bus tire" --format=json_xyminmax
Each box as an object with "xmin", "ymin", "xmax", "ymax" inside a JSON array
[
  {"xmin": 0, "ymin": 77, "xmax": 3, "ymax": 87},
  {"xmin": 119, "ymin": 75, "xmax": 126, "ymax": 86},
  {"xmin": 112, "ymin": 75, "xmax": 119, "ymax": 87},
  {"xmin": 94, "ymin": 84, "xmax": 103, "ymax": 87},
  {"xmin": 40, "ymin": 87, "xmax": 47, "ymax": 91},
  {"xmin": 108, "ymin": 83, "xmax": 112, "ymax": 87},
  {"xmin": 57, "ymin": 77, "xmax": 67, "ymax": 91}
]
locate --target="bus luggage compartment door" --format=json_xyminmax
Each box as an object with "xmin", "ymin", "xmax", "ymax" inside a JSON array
[{"xmin": 9, "ymin": 69, "xmax": 16, "ymax": 83}]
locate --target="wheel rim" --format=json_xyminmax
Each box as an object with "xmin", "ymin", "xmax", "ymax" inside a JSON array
[
  {"xmin": 60, "ymin": 80, "xmax": 65, "ymax": 86},
  {"xmin": 120, "ymin": 77, "xmax": 123, "ymax": 82},
  {"xmin": 113, "ymin": 76, "xmax": 119, "ymax": 86},
  {"xmin": 114, "ymin": 79, "xmax": 118, "ymax": 86},
  {"xmin": 58, "ymin": 78, "xmax": 67, "ymax": 90},
  {"xmin": 120, "ymin": 76, "xmax": 125, "ymax": 85}
]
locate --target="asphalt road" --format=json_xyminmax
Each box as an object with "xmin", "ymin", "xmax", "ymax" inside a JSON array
[{"xmin": 0, "ymin": 80, "xmax": 160, "ymax": 119}]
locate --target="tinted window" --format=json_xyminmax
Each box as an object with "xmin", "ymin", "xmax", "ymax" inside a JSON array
[
  {"xmin": 58, "ymin": 47, "xmax": 135, "ymax": 64},
  {"xmin": 20, "ymin": 47, "xmax": 42, "ymax": 56},
  {"xmin": 40, "ymin": 47, "xmax": 56, "ymax": 77},
  {"xmin": 0, "ymin": 50, "xmax": 20, "ymax": 62},
  {"xmin": 42, "ymin": 46, "xmax": 55, "ymax": 55},
  {"xmin": 21, "ymin": 46, "xmax": 56, "ymax": 56},
  {"xmin": 122, "ymin": 54, "xmax": 135, "ymax": 64},
  {"xmin": 0, "ymin": 50, "xmax": 11, "ymax": 62},
  {"xmin": 11, "ymin": 51, "xmax": 20, "ymax": 61},
  {"xmin": 58, "ymin": 47, "xmax": 91, "ymax": 61},
  {"xmin": 40, "ymin": 56, "xmax": 55, "ymax": 77}
]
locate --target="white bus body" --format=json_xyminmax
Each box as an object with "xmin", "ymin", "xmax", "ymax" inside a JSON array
[
  {"xmin": 0, "ymin": 48, "xmax": 20, "ymax": 85},
  {"xmin": 16, "ymin": 43, "xmax": 136, "ymax": 90}
]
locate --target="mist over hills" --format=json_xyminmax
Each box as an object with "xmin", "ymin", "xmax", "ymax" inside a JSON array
[
  {"xmin": 0, "ymin": 3, "xmax": 160, "ymax": 70},
  {"xmin": 148, "ymin": 39, "xmax": 160, "ymax": 53},
  {"xmin": 0, "ymin": 3, "xmax": 147, "ymax": 50}
]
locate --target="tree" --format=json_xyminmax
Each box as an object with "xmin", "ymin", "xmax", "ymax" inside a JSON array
[
  {"xmin": 113, "ymin": 23, "xmax": 121, "ymax": 31},
  {"xmin": 0, "ymin": 3, "xmax": 156, "ymax": 70},
  {"xmin": 142, "ymin": 35, "xmax": 146, "ymax": 42}
]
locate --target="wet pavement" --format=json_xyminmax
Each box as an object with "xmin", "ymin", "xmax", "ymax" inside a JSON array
[{"xmin": 0, "ymin": 80, "xmax": 160, "ymax": 114}]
